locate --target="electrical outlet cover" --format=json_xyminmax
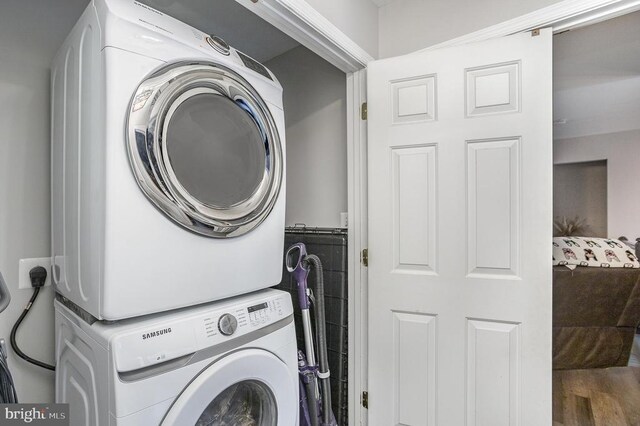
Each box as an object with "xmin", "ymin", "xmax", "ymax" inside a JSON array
[{"xmin": 18, "ymin": 257, "xmax": 52, "ymax": 290}]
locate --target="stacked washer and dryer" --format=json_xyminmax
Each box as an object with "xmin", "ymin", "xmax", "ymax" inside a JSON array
[{"xmin": 51, "ymin": 0, "xmax": 297, "ymax": 424}]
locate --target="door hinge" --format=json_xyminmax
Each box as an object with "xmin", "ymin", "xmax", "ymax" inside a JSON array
[
  {"xmin": 361, "ymin": 249, "xmax": 368, "ymax": 267},
  {"xmin": 362, "ymin": 391, "xmax": 368, "ymax": 408},
  {"xmin": 531, "ymin": 28, "xmax": 541, "ymax": 37},
  {"xmin": 361, "ymin": 102, "xmax": 367, "ymax": 120}
]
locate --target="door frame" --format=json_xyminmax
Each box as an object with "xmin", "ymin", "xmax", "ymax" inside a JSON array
[
  {"xmin": 235, "ymin": 0, "xmax": 373, "ymax": 73},
  {"xmin": 233, "ymin": 2, "xmax": 371, "ymax": 425},
  {"xmin": 233, "ymin": 0, "xmax": 640, "ymax": 425}
]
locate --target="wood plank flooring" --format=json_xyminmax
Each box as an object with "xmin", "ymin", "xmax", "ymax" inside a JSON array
[{"xmin": 553, "ymin": 367, "xmax": 640, "ymax": 426}]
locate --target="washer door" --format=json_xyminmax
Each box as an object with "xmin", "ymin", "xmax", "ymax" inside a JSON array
[
  {"xmin": 161, "ymin": 349, "xmax": 296, "ymax": 425},
  {"xmin": 127, "ymin": 62, "xmax": 283, "ymax": 238}
]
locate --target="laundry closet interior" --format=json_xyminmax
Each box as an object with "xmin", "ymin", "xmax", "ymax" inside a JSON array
[{"xmin": 0, "ymin": 0, "xmax": 350, "ymax": 424}]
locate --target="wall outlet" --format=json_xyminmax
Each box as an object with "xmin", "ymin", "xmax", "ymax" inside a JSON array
[
  {"xmin": 340, "ymin": 212, "xmax": 348, "ymax": 228},
  {"xmin": 18, "ymin": 257, "xmax": 52, "ymax": 290}
]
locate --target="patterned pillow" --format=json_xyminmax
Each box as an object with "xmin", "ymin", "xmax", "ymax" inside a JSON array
[{"xmin": 553, "ymin": 237, "xmax": 640, "ymax": 268}]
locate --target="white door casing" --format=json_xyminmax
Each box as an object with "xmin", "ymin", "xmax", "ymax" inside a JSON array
[{"xmin": 367, "ymin": 30, "xmax": 552, "ymax": 425}]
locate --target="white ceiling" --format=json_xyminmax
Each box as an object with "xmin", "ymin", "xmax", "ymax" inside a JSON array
[
  {"xmin": 141, "ymin": 0, "xmax": 299, "ymax": 63},
  {"xmin": 553, "ymin": 10, "xmax": 640, "ymax": 140}
]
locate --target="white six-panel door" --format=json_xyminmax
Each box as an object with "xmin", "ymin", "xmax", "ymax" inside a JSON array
[{"xmin": 367, "ymin": 30, "xmax": 552, "ymax": 425}]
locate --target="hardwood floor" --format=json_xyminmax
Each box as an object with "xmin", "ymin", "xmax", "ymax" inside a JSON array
[{"xmin": 553, "ymin": 367, "xmax": 640, "ymax": 426}]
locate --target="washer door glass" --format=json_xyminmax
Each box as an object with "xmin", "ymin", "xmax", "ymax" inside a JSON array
[
  {"xmin": 160, "ymin": 349, "xmax": 297, "ymax": 426},
  {"xmin": 196, "ymin": 380, "xmax": 276, "ymax": 426},
  {"xmin": 127, "ymin": 62, "xmax": 283, "ymax": 238}
]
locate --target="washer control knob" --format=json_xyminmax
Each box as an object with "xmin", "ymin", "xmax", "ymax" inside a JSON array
[
  {"xmin": 218, "ymin": 313, "xmax": 238, "ymax": 336},
  {"xmin": 206, "ymin": 35, "xmax": 230, "ymax": 55}
]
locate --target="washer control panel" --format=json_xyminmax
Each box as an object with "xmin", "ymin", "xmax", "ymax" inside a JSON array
[
  {"xmin": 113, "ymin": 291, "xmax": 293, "ymax": 373},
  {"xmin": 217, "ymin": 313, "xmax": 238, "ymax": 336}
]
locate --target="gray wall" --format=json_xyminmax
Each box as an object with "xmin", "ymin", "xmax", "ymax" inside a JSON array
[
  {"xmin": 0, "ymin": 0, "xmax": 88, "ymax": 402},
  {"xmin": 554, "ymin": 129, "xmax": 640, "ymax": 240},
  {"xmin": 553, "ymin": 11, "xmax": 640, "ymax": 141},
  {"xmin": 553, "ymin": 161, "xmax": 607, "ymax": 237},
  {"xmin": 378, "ymin": 0, "xmax": 564, "ymax": 58},
  {"xmin": 266, "ymin": 46, "xmax": 347, "ymax": 228}
]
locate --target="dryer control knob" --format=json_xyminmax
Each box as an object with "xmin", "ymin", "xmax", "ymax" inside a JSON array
[
  {"xmin": 218, "ymin": 314, "xmax": 238, "ymax": 336},
  {"xmin": 206, "ymin": 35, "xmax": 230, "ymax": 55}
]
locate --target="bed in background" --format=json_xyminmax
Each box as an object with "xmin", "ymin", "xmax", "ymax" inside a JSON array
[{"xmin": 553, "ymin": 237, "xmax": 640, "ymax": 370}]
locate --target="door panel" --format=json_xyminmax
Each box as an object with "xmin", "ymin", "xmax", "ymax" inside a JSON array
[
  {"xmin": 467, "ymin": 137, "xmax": 520, "ymax": 277},
  {"xmin": 392, "ymin": 145, "xmax": 437, "ymax": 274},
  {"xmin": 393, "ymin": 311, "xmax": 437, "ymax": 426},
  {"xmin": 466, "ymin": 319, "xmax": 520, "ymax": 426},
  {"xmin": 367, "ymin": 30, "xmax": 552, "ymax": 425}
]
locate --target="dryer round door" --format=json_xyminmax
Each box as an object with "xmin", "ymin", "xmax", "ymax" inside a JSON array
[
  {"xmin": 161, "ymin": 349, "xmax": 297, "ymax": 425},
  {"xmin": 127, "ymin": 61, "xmax": 283, "ymax": 238}
]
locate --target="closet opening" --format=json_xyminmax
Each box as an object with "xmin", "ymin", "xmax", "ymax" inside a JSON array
[{"xmin": 552, "ymin": 10, "xmax": 640, "ymax": 425}]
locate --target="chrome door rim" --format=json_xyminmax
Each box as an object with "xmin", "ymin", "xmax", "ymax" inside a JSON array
[{"xmin": 126, "ymin": 61, "xmax": 283, "ymax": 238}]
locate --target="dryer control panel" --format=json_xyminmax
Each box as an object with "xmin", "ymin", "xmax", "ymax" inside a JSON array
[
  {"xmin": 105, "ymin": 1, "xmax": 277, "ymax": 84},
  {"xmin": 112, "ymin": 290, "xmax": 293, "ymax": 373}
]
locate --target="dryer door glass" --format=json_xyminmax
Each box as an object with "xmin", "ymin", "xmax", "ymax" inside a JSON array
[
  {"xmin": 196, "ymin": 380, "xmax": 277, "ymax": 426},
  {"xmin": 166, "ymin": 93, "xmax": 265, "ymax": 209},
  {"xmin": 127, "ymin": 62, "xmax": 283, "ymax": 238}
]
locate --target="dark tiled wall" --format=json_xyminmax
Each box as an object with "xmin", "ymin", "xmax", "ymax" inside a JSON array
[{"xmin": 274, "ymin": 229, "xmax": 348, "ymax": 426}]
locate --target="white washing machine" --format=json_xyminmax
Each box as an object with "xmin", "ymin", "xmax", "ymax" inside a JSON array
[
  {"xmin": 51, "ymin": 0, "xmax": 286, "ymax": 320},
  {"xmin": 55, "ymin": 288, "xmax": 298, "ymax": 425}
]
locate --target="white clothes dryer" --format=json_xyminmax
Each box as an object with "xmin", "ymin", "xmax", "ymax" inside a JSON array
[
  {"xmin": 51, "ymin": 0, "xmax": 286, "ymax": 320},
  {"xmin": 55, "ymin": 288, "xmax": 298, "ymax": 425}
]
